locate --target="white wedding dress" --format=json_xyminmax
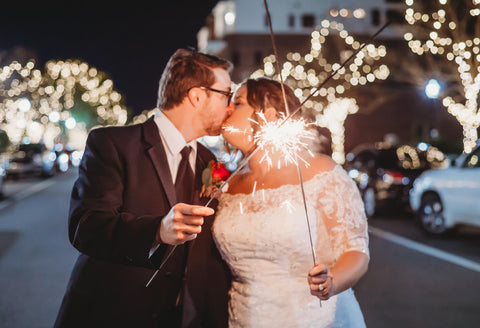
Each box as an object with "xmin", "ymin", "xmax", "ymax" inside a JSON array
[{"xmin": 213, "ymin": 165, "xmax": 369, "ymax": 327}]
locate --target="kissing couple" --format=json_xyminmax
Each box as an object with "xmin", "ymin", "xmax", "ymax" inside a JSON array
[{"xmin": 55, "ymin": 48, "xmax": 369, "ymax": 328}]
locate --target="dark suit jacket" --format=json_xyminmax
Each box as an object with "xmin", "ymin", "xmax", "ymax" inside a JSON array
[{"xmin": 54, "ymin": 117, "xmax": 230, "ymax": 328}]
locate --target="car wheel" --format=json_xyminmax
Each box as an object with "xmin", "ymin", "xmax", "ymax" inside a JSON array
[
  {"xmin": 41, "ymin": 167, "xmax": 55, "ymax": 178},
  {"xmin": 418, "ymin": 193, "xmax": 450, "ymax": 235},
  {"xmin": 363, "ymin": 187, "xmax": 376, "ymax": 217}
]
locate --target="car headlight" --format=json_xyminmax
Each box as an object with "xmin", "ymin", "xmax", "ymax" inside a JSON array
[
  {"xmin": 48, "ymin": 152, "xmax": 57, "ymax": 162},
  {"xmin": 70, "ymin": 151, "xmax": 83, "ymax": 167},
  {"xmin": 348, "ymin": 169, "xmax": 360, "ymax": 179},
  {"xmin": 58, "ymin": 153, "xmax": 69, "ymax": 164}
]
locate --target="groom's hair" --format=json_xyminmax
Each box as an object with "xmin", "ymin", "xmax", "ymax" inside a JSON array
[{"xmin": 157, "ymin": 48, "xmax": 232, "ymax": 110}]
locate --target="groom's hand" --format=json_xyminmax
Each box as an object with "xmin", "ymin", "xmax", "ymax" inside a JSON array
[{"xmin": 158, "ymin": 203, "xmax": 214, "ymax": 245}]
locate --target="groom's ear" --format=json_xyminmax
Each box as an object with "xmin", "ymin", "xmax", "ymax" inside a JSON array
[{"xmin": 187, "ymin": 87, "xmax": 204, "ymax": 108}]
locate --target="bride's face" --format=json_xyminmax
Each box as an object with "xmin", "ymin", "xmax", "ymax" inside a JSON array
[{"xmin": 222, "ymin": 86, "xmax": 255, "ymax": 152}]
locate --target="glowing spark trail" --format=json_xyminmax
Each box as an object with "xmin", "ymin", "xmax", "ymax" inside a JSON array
[
  {"xmin": 224, "ymin": 113, "xmax": 317, "ymax": 168},
  {"xmin": 223, "ymin": 125, "xmax": 242, "ymax": 134},
  {"xmin": 253, "ymin": 113, "xmax": 316, "ymax": 168}
]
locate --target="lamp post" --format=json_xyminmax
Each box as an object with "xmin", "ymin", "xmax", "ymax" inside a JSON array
[{"xmin": 424, "ymin": 79, "xmax": 441, "ymax": 141}]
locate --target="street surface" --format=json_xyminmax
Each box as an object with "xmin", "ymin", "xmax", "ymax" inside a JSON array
[{"xmin": 0, "ymin": 169, "xmax": 479, "ymax": 327}]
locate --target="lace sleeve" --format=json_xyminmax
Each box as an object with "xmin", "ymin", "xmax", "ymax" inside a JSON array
[{"xmin": 311, "ymin": 166, "xmax": 369, "ymax": 261}]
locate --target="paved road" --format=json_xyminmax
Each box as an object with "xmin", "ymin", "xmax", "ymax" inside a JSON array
[
  {"xmin": 354, "ymin": 233, "xmax": 479, "ymax": 327},
  {"xmin": 0, "ymin": 171, "xmax": 79, "ymax": 328},
  {"xmin": 0, "ymin": 170, "xmax": 479, "ymax": 327}
]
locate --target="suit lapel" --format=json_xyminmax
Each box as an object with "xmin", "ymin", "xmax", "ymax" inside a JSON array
[{"xmin": 143, "ymin": 116, "xmax": 177, "ymax": 207}]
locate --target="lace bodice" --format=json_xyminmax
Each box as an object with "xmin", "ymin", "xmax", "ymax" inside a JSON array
[{"xmin": 213, "ymin": 165, "xmax": 368, "ymax": 327}]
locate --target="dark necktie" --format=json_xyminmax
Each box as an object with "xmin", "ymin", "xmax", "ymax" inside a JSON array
[
  {"xmin": 173, "ymin": 146, "xmax": 194, "ymax": 316},
  {"xmin": 175, "ymin": 146, "xmax": 194, "ymax": 204}
]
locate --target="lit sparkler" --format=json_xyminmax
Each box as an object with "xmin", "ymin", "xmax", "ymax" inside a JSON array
[
  {"xmin": 253, "ymin": 112, "xmax": 316, "ymax": 168},
  {"xmin": 225, "ymin": 112, "xmax": 317, "ymax": 169}
]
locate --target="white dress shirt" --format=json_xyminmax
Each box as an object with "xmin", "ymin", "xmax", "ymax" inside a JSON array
[
  {"xmin": 153, "ymin": 110, "xmax": 197, "ymax": 181},
  {"xmin": 149, "ymin": 110, "xmax": 198, "ymax": 256}
]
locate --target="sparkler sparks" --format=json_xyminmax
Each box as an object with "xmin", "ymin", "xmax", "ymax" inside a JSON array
[
  {"xmin": 224, "ymin": 112, "xmax": 317, "ymax": 169},
  {"xmin": 254, "ymin": 113, "xmax": 316, "ymax": 168}
]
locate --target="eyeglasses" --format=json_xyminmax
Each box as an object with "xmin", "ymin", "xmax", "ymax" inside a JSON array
[{"xmin": 199, "ymin": 86, "xmax": 233, "ymax": 106}]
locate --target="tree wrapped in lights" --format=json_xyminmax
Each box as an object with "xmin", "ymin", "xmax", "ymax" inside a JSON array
[
  {"xmin": 404, "ymin": 0, "xmax": 480, "ymax": 153},
  {"xmin": 0, "ymin": 59, "xmax": 129, "ymax": 150},
  {"xmin": 132, "ymin": 108, "xmax": 157, "ymax": 124},
  {"xmin": 317, "ymin": 98, "xmax": 359, "ymax": 163},
  {"xmin": 252, "ymin": 19, "xmax": 390, "ymax": 163}
]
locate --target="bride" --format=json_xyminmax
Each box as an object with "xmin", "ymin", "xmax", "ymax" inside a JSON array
[{"xmin": 212, "ymin": 77, "xmax": 370, "ymax": 327}]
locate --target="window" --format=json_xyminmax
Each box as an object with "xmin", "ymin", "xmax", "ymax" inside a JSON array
[
  {"xmin": 464, "ymin": 146, "xmax": 480, "ymax": 168},
  {"xmin": 254, "ymin": 51, "xmax": 263, "ymax": 65},
  {"xmin": 386, "ymin": 9, "xmax": 404, "ymax": 25},
  {"xmin": 288, "ymin": 14, "xmax": 295, "ymax": 28},
  {"xmin": 231, "ymin": 52, "xmax": 240, "ymax": 66},
  {"xmin": 302, "ymin": 14, "xmax": 315, "ymax": 27},
  {"xmin": 264, "ymin": 14, "xmax": 270, "ymax": 27},
  {"xmin": 415, "ymin": 124, "xmax": 423, "ymax": 139},
  {"xmin": 371, "ymin": 9, "xmax": 380, "ymax": 26}
]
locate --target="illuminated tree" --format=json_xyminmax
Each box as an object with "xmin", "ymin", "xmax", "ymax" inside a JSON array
[
  {"xmin": 404, "ymin": 0, "xmax": 480, "ymax": 153},
  {"xmin": 252, "ymin": 19, "xmax": 390, "ymax": 163},
  {"xmin": 0, "ymin": 59, "xmax": 129, "ymax": 150},
  {"xmin": 132, "ymin": 108, "xmax": 156, "ymax": 124}
]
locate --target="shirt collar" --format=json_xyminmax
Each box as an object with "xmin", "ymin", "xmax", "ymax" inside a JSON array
[{"xmin": 153, "ymin": 110, "xmax": 197, "ymax": 158}]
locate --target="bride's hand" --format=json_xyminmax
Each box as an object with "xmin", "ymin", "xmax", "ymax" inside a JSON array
[{"xmin": 308, "ymin": 264, "xmax": 335, "ymax": 300}]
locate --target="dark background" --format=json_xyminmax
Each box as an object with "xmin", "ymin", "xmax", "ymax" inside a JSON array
[{"xmin": 0, "ymin": 1, "xmax": 219, "ymax": 116}]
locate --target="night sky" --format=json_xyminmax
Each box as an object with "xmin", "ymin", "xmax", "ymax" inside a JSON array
[{"xmin": 0, "ymin": 1, "xmax": 219, "ymax": 117}]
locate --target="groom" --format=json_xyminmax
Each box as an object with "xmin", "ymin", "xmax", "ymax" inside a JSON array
[{"xmin": 54, "ymin": 48, "xmax": 234, "ymax": 328}]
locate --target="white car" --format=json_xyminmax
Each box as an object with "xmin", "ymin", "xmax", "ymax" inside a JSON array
[{"xmin": 409, "ymin": 141, "xmax": 480, "ymax": 235}]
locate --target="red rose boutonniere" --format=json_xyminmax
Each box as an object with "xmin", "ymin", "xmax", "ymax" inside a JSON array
[{"xmin": 200, "ymin": 160, "xmax": 231, "ymax": 198}]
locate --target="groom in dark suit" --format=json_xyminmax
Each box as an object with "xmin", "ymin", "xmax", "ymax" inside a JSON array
[{"xmin": 54, "ymin": 48, "xmax": 234, "ymax": 328}]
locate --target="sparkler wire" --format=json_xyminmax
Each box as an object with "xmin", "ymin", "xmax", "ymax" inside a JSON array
[
  {"xmin": 146, "ymin": 10, "xmax": 390, "ymax": 289},
  {"xmin": 263, "ymin": 0, "xmax": 290, "ymax": 115},
  {"xmin": 263, "ymin": 0, "xmax": 317, "ymax": 270},
  {"xmin": 296, "ymin": 163, "xmax": 316, "ymax": 265}
]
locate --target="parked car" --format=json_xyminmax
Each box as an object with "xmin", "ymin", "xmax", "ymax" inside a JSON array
[
  {"xmin": 5, "ymin": 143, "xmax": 56, "ymax": 179},
  {"xmin": 52, "ymin": 143, "xmax": 83, "ymax": 172},
  {"xmin": 409, "ymin": 141, "xmax": 480, "ymax": 235},
  {"xmin": 344, "ymin": 142, "xmax": 447, "ymax": 217},
  {"xmin": 0, "ymin": 155, "xmax": 6, "ymax": 198}
]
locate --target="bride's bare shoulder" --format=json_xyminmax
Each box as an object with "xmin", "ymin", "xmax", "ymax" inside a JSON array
[
  {"xmin": 226, "ymin": 173, "xmax": 252, "ymax": 194},
  {"xmin": 304, "ymin": 154, "xmax": 337, "ymax": 178}
]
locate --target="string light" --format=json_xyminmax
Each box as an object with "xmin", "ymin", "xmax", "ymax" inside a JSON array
[
  {"xmin": 0, "ymin": 59, "xmax": 129, "ymax": 150},
  {"xmin": 252, "ymin": 19, "xmax": 389, "ymax": 163},
  {"xmin": 405, "ymin": 0, "xmax": 480, "ymax": 153}
]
